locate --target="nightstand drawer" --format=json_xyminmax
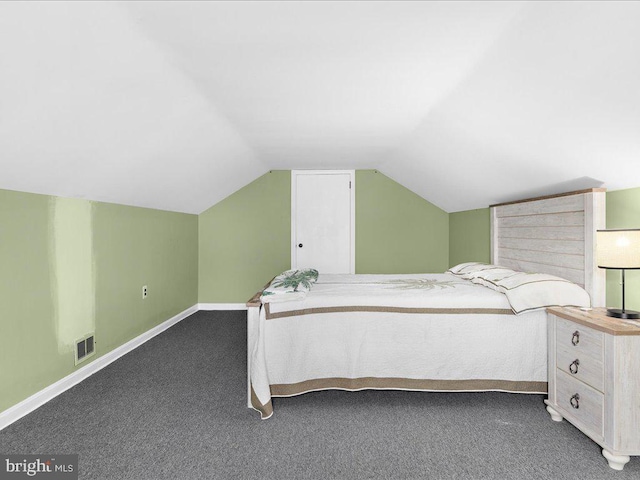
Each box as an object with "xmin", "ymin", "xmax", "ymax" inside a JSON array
[
  {"xmin": 557, "ymin": 343, "xmax": 604, "ymax": 392},
  {"xmin": 556, "ymin": 369, "xmax": 604, "ymax": 439},
  {"xmin": 556, "ymin": 315, "xmax": 603, "ymax": 360}
]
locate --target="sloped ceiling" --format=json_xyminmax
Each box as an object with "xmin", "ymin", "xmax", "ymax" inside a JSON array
[{"xmin": 1, "ymin": 1, "xmax": 639, "ymax": 214}]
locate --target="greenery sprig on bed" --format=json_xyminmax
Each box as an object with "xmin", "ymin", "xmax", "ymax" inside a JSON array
[
  {"xmin": 261, "ymin": 268, "xmax": 319, "ymax": 302},
  {"xmin": 270, "ymin": 269, "xmax": 318, "ymax": 292}
]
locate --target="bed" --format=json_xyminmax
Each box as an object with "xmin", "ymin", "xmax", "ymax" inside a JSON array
[{"xmin": 246, "ymin": 189, "xmax": 606, "ymax": 419}]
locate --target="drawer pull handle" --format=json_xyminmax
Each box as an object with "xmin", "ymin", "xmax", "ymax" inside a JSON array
[
  {"xmin": 570, "ymin": 393, "xmax": 580, "ymax": 409},
  {"xmin": 571, "ymin": 331, "xmax": 580, "ymax": 346},
  {"xmin": 569, "ymin": 359, "xmax": 580, "ymax": 374}
]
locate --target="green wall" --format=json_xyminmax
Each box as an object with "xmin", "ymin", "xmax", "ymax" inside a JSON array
[
  {"xmin": 0, "ymin": 189, "xmax": 198, "ymax": 413},
  {"xmin": 355, "ymin": 170, "xmax": 449, "ymax": 273},
  {"xmin": 605, "ymin": 187, "xmax": 640, "ymax": 312},
  {"xmin": 198, "ymin": 170, "xmax": 450, "ymax": 303},
  {"xmin": 449, "ymin": 208, "xmax": 491, "ymax": 267},
  {"xmin": 198, "ymin": 171, "xmax": 292, "ymax": 304}
]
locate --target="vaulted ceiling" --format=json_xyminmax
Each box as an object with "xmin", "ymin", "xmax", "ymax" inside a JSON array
[{"xmin": 1, "ymin": 1, "xmax": 639, "ymax": 214}]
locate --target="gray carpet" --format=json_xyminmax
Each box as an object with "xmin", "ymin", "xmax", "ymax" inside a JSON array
[{"xmin": 1, "ymin": 310, "xmax": 638, "ymax": 479}]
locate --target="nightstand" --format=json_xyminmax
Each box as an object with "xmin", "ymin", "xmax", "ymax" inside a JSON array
[{"xmin": 545, "ymin": 307, "xmax": 640, "ymax": 470}]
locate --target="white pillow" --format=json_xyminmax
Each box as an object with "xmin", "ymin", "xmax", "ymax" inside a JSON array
[
  {"xmin": 447, "ymin": 262, "xmax": 486, "ymax": 275},
  {"xmin": 492, "ymin": 272, "xmax": 591, "ymax": 314},
  {"xmin": 468, "ymin": 268, "xmax": 519, "ymax": 288},
  {"xmin": 450, "ymin": 263, "xmax": 507, "ymax": 280}
]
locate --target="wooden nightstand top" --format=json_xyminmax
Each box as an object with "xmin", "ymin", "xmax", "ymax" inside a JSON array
[{"xmin": 548, "ymin": 307, "xmax": 640, "ymax": 336}]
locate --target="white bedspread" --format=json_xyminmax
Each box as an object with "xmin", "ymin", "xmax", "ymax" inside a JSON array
[{"xmin": 249, "ymin": 273, "xmax": 547, "ymax": 419}]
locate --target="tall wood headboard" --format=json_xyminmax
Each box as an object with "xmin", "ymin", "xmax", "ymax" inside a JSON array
[{"xmin": 490, "ymin": 188, "xmax": 606, "ymax": 307}]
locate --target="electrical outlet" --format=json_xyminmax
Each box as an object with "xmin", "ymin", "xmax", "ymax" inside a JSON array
[{"xmin": 142, "ymin": 285, "xmax": 148, "ymax": 299}]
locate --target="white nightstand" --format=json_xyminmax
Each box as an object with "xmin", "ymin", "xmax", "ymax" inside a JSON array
[{"xmin": 545, "ymin": 307, "xmax": 640, "ymax": 470}]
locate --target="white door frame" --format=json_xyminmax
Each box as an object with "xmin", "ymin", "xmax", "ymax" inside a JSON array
[{"xmin": 291, "ymin": 170, "xmax": 356, "ymax": 274}]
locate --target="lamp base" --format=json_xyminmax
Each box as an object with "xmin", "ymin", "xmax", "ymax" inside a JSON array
[{"xmin": 606, "ymin": 308, "xmax": 640, "ymax": 320}]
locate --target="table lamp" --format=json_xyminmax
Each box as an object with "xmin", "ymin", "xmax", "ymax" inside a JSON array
[{"xmin": 597, "ymin": 229, "xmax": 640, "ymax": 319}]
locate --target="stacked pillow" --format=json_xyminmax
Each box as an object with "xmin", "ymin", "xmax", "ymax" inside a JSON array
[
  {"xmin": 447, "ymin": 262, "xmax": 489, "ymax": 276},
  {"xmin": 447, "ymin": 263, "xmax": 515, "ymax": 282},
  {"xmin": 447, "ymin": 263, "xmax": 591, "ymax": 314}
]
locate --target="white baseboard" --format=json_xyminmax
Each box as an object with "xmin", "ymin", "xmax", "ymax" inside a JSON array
[
  {"xmin": 198, "ymin": 303, "xmax": 247, "ymax": 311},
  {"xmin": 0, "ymin": 304, "xmax": 198, "ymax": 431}
]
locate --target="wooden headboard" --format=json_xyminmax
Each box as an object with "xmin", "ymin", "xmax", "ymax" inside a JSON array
[{"xmin": 490, "ymin": 189, "xmax": 606, "ymax": 307}]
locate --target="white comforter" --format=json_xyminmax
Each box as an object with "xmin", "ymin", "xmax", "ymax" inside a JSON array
[{"xmin": 249, "ymin": 273, "xmax": 547, "ymax": 419}]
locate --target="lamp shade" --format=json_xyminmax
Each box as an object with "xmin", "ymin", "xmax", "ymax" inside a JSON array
[{"xmin": 597, "ymin": 229, "xmax": 640, "ymax": 269}]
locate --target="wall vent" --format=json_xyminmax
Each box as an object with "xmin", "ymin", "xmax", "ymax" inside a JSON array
[{"xmin": 75, "ymin": 334, "xmax": 96, "ymax": 365}]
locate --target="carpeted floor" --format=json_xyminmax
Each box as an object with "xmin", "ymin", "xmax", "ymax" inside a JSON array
[{"xmin": 1, "ymin": 310, "xmax": 638, "ymax": 479}]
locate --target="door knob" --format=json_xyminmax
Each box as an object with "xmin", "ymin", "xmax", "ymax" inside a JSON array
[{"xmin": 298, "ymin": 243, "xmax": 303, "ymax": 248}]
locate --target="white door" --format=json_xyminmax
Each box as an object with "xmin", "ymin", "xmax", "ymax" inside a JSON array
[{"xmin": 292, "ymin": 170, "xmax": 355, "ymax": 274}]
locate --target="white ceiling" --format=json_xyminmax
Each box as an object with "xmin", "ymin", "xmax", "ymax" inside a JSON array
[{"xmin": 1, "ymin": 1, "xmax": 639, "ymax": 214}]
